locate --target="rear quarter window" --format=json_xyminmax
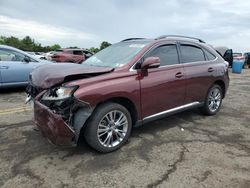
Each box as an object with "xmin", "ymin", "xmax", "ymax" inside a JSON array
[
  {"xmin": 63, "ymin": 50, "xmax": 73, "ymax": 54},
  {"xmin": 204, "ymin": 49, "xmax": 216, "ymax": 60},
  {"xmin": 73, "ymin": 50, "xmax": 83, "ymax": 55}
]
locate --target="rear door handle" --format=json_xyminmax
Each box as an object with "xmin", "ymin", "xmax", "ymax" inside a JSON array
[
  {"xmin": 0, "ymin": 66, "xmax": 9, "ymax": 69},
  {"xmin": 208, "ymin": 67, "xmax": 215, "ymax": 72},
  {"xmin": 175, "ymin": 72, "xmax": 184, "ymax": 78}
]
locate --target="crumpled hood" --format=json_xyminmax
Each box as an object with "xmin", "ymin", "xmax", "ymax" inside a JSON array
[{"xmin": 30, "ymin": 63, "xmax": 114, "ymax": 89}]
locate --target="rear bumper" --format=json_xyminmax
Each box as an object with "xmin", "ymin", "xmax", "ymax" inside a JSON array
[{"xmin": 34, "ymin": 100, "xmax": 76, "ymax": 146}]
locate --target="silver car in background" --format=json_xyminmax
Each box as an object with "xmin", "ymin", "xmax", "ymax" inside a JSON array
[{"xmin": 0, "ymin": 45, "xmax": 51, "ymax": 88}]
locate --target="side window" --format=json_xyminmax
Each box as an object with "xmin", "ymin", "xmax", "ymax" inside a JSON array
[
  {"xmin": 180, "ymin": 45, "xmax": 205, "ymax": 63},
  {"xmin": 204, "ymin": 49, "xmax": 216, "ymax": 61},
  {"xmin": 65, "ymin": 50, "xmax": 73, "ymax": 54},
  {"xmin": 0, "ymin": 49, "xmax": 26, "ymax": 62},
  {"xmin": 83, "ymin": 51, "xmax": 93, "ymax": 58},
  {"xmin": 73, "ymin": 50, "xmax": 83, "ymax": 55},
  {"xmin": 145, "ymin": 44, "xmax": 179, "ymax": 66},
  {"xmin": 0, "ymin": 49, "xmax": 14, "ymax": 61}
]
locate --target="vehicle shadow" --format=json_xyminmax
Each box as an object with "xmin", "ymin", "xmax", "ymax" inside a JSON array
[
  {"xmin": 0, "ymin": 87, "xmax": 26, "ymax": 94},
  {"xmin": 132, "ymin": 108, "xmax": 202, "ymax": 136},
  {"xmin": 15, "ymin": 108, "xmax": 202, "ymax": 160},
  {"xmin": 72, "ymin": 108, "xmax": 202, "ymax": 156}
]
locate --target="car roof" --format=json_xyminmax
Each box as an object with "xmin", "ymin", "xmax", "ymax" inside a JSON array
[
  {"xmin": 0, "ymin": 45, "xmax": 40, "ymax": 61},
  {"xmin": 61, "ymin": 48, "xmax": 90, "ymax": 51},
  {"xmin": 121, "ymin": 35, "xmax": 206, "ymax": 44},
  {"xmin": 120, "ymin": 36, "xmax": 224, "ymax": 59},
  {"xmin": 0, "ymin": 44, "xmax": 23, "ymax": 51},
  {"xmin": 120, "ymin": 37, "xmax": 214, "ymax": 54}
]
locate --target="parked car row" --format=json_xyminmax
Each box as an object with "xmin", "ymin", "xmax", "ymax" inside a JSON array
[
  {"xmin": 26, "ymin": 35, "xmax": 230, "ymax": 153},
  {"xmin": 26, "ymin": 51, "xmax": 47, "ymax": 60},
  {"xmin": 0, "ymin": 45, "xmax": 94, "ymax": 88},
  {"xmin": 26, "ymin": 48, "xmax": 93, "ymax": 63}
]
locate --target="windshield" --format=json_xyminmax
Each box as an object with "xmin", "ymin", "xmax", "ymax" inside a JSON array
[{"xmin": 83, "ymin": 41, "xmax": 149, "ymax": 68}]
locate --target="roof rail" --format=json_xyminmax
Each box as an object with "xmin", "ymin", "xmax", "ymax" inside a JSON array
[
  {"xmin": 155, "ymin": 35, "xmax": 205, "ymax": 43},
  {"xmin": 121, "ymin": 38, "xmax": 145, "ymax": 42}
]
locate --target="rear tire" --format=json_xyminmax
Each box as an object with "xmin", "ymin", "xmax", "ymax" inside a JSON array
[
  {"xmin": 201, "ymin": 84, "xmax": 223, "ymax": 115},
  {"xmin": 84, "ymin": 102, "xmax": 132, "ymax": 153}
]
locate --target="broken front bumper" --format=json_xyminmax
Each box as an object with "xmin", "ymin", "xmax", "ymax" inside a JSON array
[{"xmin": 34, "ymin": 100, "xmax": 76, "ymax": 146}]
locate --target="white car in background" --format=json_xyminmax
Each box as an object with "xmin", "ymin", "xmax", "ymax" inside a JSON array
[
  {"xmin": 34, "ymin": 52, "xmax": 47, "ymax": 60},
  {"xmin": 26, "ymin": 51, "xmax": 47, "ymax": 60},
  {"xmin": 45, "ymin": 51, "xmax": 57, "ymax": 61}
]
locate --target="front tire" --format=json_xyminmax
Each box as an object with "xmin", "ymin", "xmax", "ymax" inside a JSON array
[
  {"xmin": 84, "ymin": 102, "xmax": 132, "ymax": 153},
  {"xmin": 202, "ymin": 84, "xmax": 223, "ymax": 115}
]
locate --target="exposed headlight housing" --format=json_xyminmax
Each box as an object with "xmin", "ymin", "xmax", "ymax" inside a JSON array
[{"xmin": 42, "ymin": 86, "xmax": 77, "ymax": 101}]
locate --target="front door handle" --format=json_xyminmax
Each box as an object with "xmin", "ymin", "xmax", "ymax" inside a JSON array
[
  {"xmin": 208, "ymin": 67, "xmax": 215, "ymax": 72},
  {"xmin": 0, "ymin": 66, "xmax": 9, "ymax": 69},
  {"xmin": 175, "ymin": 72, "xmax": 184, "ymax": 78}
]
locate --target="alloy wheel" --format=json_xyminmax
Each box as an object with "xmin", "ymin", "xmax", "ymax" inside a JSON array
[
  {"xmin": 97, "ymin": 110, "xmax": 128, "ymax": 148},
  {"xmin": 208, "ymin": 87, "xmax": 222, "ymax": 112}
]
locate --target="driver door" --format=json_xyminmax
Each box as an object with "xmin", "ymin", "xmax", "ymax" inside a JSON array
[{"xmin": 139, "ymin": 43, "xmax": 186, "ymax": 119}]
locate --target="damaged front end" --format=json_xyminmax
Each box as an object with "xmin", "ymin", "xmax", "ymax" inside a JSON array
[
  {"xmin": 25, "ymin": 63, "xmax": 115, "ymax": 146},
  {"xmin": 30, "ymin": 85, "xmax": 93, "ymax": 146}
]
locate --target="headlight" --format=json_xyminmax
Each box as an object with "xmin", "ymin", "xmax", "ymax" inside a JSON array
[{"xmin": 42, "ymin": 86, "xmax": 77, "ymax": 100}]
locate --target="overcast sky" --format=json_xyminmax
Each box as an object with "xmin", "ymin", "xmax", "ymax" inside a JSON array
[{"xmin": 0, "ymin": 0, "xmax": 249, "ymax": 52}]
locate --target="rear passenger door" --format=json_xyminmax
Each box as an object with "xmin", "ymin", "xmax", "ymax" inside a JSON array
[
  {"xmin": 140, "ymin": 43, "xmax": 186, "ymax": 119},
  {"xmin": 179, "ymin": 43, "xmax": 217, "ymax": 104}
]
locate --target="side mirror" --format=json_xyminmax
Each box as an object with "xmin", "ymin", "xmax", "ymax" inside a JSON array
[
  {"xmin": 23, "ymin": 56, "xmax": 30, "ymax": 63},
  {"xmin": 141, "ymin": 57, "xmax": 160, "ymax": 69}
]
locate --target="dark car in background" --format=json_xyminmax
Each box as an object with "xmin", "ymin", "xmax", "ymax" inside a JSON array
[
  {"xmin": 215, "ymin": 47, "xmax": 233, "ymax": 66},
  {"xmin": 27, "ymin": 35, "xmax": 229, "ymax": 153},
  {"xmin": 51, "ymin": 48, "xmax": 93, "ymax": 63},
  {"xmin": 244, "ymin": 52, "xmax": 250, "ymax": 68}
]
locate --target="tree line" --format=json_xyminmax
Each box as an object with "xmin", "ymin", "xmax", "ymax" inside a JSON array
[{"xmin": 0, "ymin": 36, "xmax": 111, "ymax": 53}]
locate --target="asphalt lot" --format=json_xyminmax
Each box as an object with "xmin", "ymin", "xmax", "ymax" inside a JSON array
[{"xmin": 0, "ymin": 70, "xmax": 250, "ymax": 188}]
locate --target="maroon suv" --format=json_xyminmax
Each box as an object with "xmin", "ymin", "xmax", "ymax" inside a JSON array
[
  {"xmin": 51, "ymin": 48, "xmax": 93, "ymax": 63},
  {"xmin": 26, "ymin": 35, "xmax": 229, "ymax": 152}
]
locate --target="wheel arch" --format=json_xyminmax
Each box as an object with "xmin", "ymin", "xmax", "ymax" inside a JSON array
[
  {"xmin": 95, "ymin": 97, "xmax": 139, "ymax": 126},
  {"xmin": 213, "ymin": 80, "xmax": 226, "ymax": 98}
]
